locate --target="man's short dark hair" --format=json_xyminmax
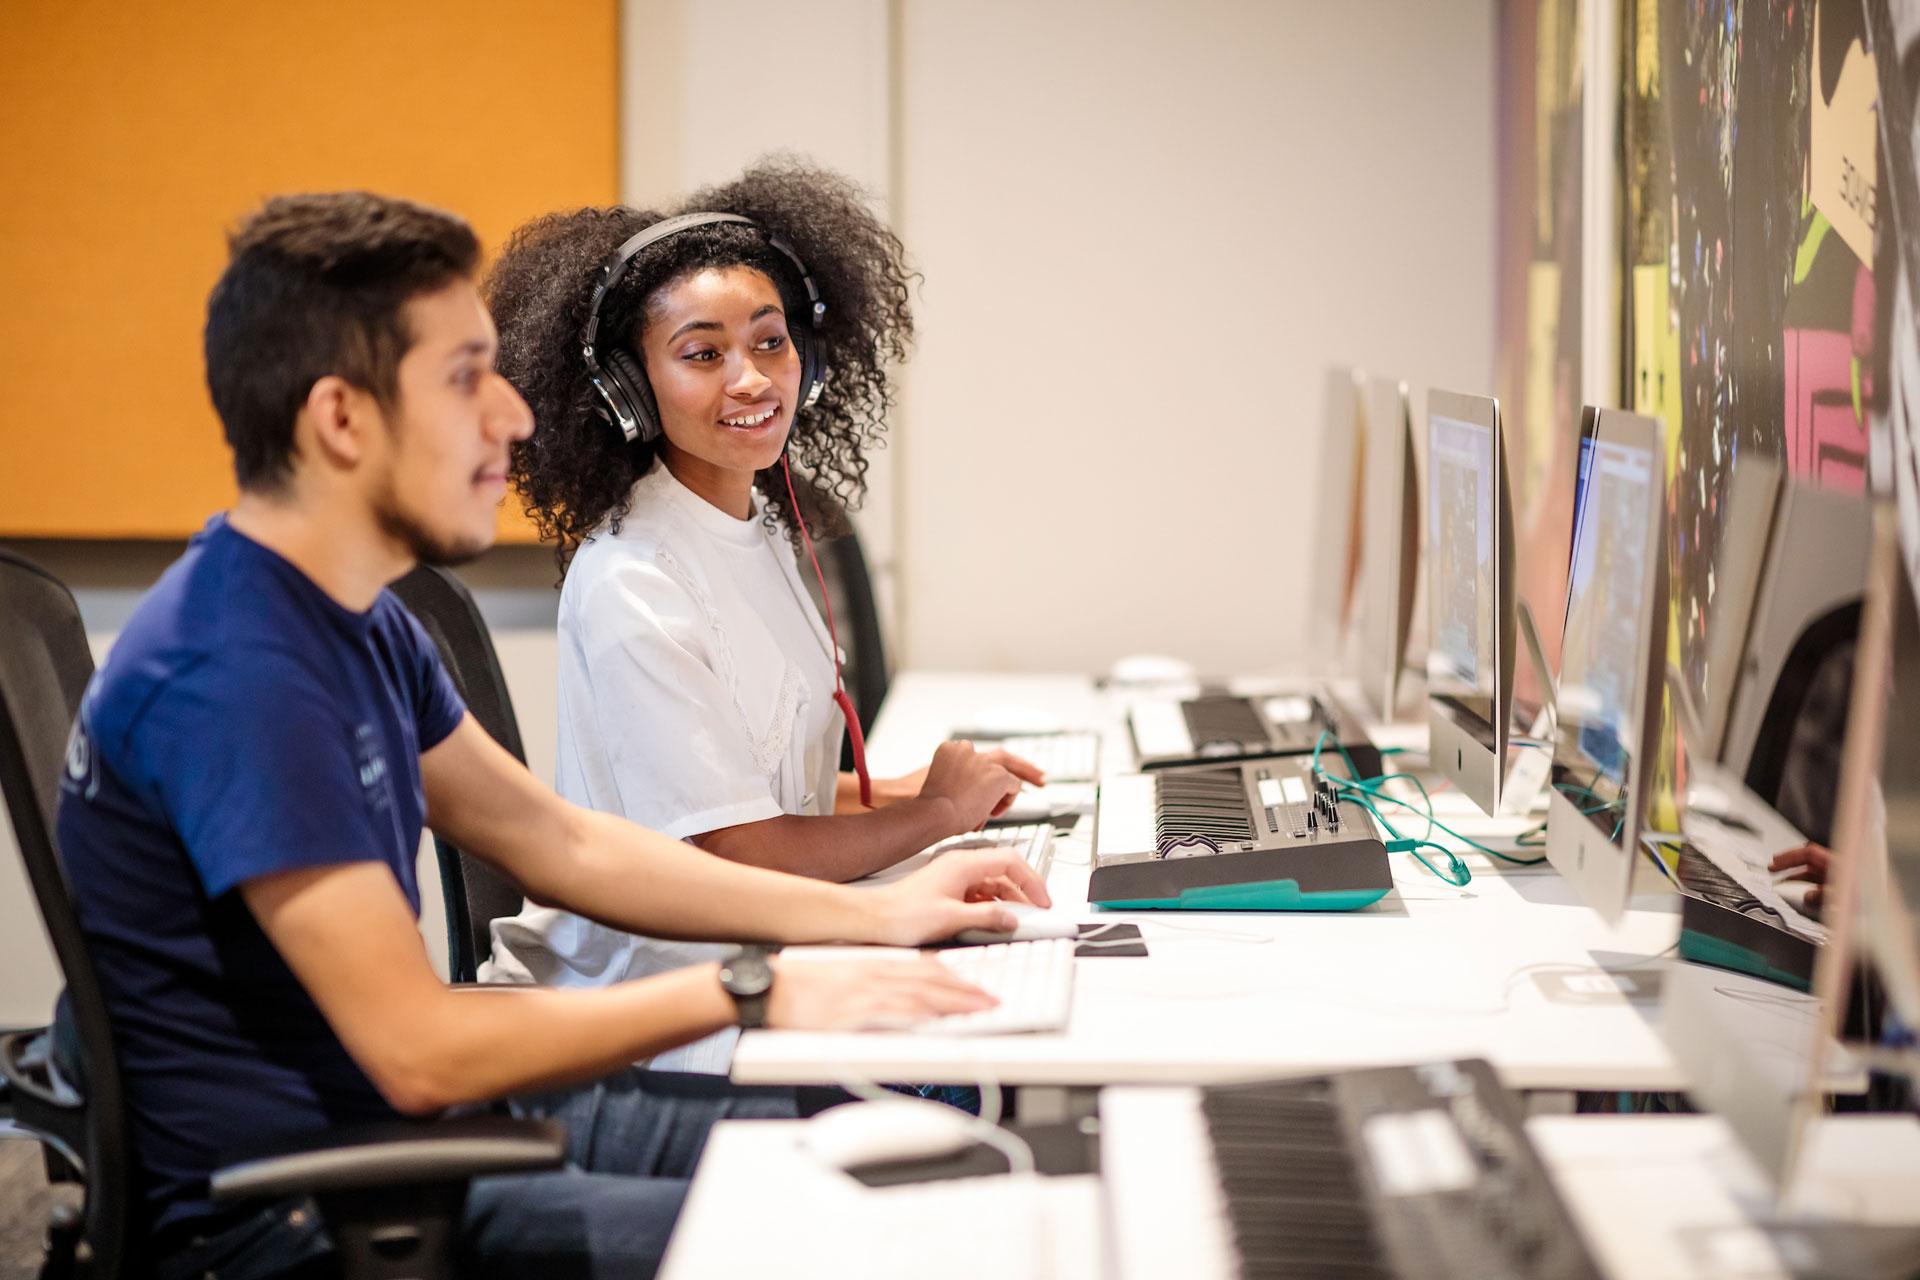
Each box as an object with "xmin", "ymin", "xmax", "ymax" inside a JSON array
[{"xmin": 204, "ymin": 192, "xmax": 481, "ymax": 492}]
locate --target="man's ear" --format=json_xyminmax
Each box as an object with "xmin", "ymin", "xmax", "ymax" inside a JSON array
[{"xmin": 299, "ymin": 375, "xmax": 377, "ymax": 471}]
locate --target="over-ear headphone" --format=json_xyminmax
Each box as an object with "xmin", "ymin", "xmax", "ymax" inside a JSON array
[{"xmin": 580, "ymin": 211, "xmax": 828, "ymax": 444}]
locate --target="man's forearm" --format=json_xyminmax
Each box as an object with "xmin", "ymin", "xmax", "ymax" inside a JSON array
[
  {"xmin": 692, "ymin": 798, "xmax": 960, "ymax": 882},
  {"xmin": 522, "ymin": 806, "xmax": 886, "ymax": 945},
  {"xmin": 379, "ymin": 965, "xmax": 738, "ymax": 1113}
]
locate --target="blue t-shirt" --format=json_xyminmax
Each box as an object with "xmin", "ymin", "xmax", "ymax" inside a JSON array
[{"xmin": 56, "ymin": 516, "xmax": 466, "ymax": 1233}]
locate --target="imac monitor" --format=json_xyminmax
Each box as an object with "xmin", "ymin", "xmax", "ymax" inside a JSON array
[
  {"xmin": 1709, "ymin": 476, "xmax": 1872, "ymax": 790},
  {"xmin": 1856, "ymin": 523, "xmax": 1920, "ymax": 1037},
  {"xmin": 1542, "ymin": 409, "xmax": 1666, "ymax": 923},
  {"xmin": 1307, "ymin": 365, "xmax": 1366, "ymax": 659},
  {"xmin": 1356, "ymin": 375, "xmax": 1418, "ymax": 721},
  {"xmin": 1694, "ymin": 452, "xmax": 1785, "ymax": 761},
  {"xmin": 1676, "ymin": 506, "xmax": 1898, "ymax": 1193},
  {"xmin": 1662, "ymin": 508, "xmax": 1920, "ymax": 1260},
  {"xmin": 1502, "ymin": 406, "xmax": 1600, "ymax": 808},
  {"xmin": 1424, "ymin": 389, "xmax": 1514, "ymax": 815}
]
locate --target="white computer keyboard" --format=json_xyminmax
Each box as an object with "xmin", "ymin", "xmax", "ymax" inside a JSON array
[
  {"xmin": 990, "ymin": 732, "xmax": 1101, "ymax": 782},
  {"xmin": 927, "ymin": 821, "xmax": 1054, "ymax": 877},
  {"xmin": 918, "ymin": 938, "xmax": 1076, "ymax": 1035},
  {"xmin": 858, "ymin": 822, "xmax": 1055, "ymax": 889}
]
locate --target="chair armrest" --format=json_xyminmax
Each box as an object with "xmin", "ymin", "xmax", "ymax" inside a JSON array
[{"xmin": 210, "ymin": 1115, "xmax": 566, "ymax": 1203}]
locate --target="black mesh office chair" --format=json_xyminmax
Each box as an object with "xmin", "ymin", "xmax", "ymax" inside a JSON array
[
  {"xmin": 0, "ymin": 548, "xmax": 563, "ymax": 1280},
  {"xmin": 388, "ymin": 565, "xmax": 531, "ymax": 982},
  {"xmin": 810, "ymin": 523, "xmax": 891, "ymax": 772},
  {"xmin": 1743, "ymin": 603, "xmax": 1861, "ymax": 846}
]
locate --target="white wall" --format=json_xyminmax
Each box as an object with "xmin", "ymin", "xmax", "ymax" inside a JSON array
[
  {"xmin": 621, "ymin": 0, "xmax": 904, "ymax": 636},
  {"xmin": 0, "ymin": 791, "xmax": 59, "ymax": 1027},
  {"xmin": 618, "ymin": 0, "xmax": 1495, "ymax": 674},
  {"xmin": 893, "ymin": 0, "xmax": 1496, "ymax": 672}
]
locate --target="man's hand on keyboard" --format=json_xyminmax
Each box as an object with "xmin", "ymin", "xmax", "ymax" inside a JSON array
[
  {"xmin": 914, "ymin": 740, "xmax": 1044, "ymax": 832},
  {"xmin": 1769, "ymin": 842, "xmax": 1832, "ymax": 909},
  {"xmin": 863, "ymin": 845, "xmax": 1052, "ymax": 946},
  {"xmin": 766, "ymin": 955, "xmax": 996, "ymax": 1030}
]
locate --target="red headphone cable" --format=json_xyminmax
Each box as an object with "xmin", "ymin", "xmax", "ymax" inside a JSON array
[{"xmin": 780, "ymin": 453, "xmax": 873, "ymax": 809}]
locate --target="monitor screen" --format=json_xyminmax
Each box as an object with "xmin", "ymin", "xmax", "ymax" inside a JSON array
[
  {"xmin": 1554, "ymin": 433, "xmax": 1657, "ymax": 844},
  {"xmin": 1565, "ymin": 430, "xmax": 1596, "ymax": 608},
  {"xmin": 1426, "ymin": 410, "xmax": 1497, "ymax": 734}
]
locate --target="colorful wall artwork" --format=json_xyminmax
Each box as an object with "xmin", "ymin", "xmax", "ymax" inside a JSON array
[
  {"xmin": 1623, "ymin": 0, "xmax": 1882, "ymax": 709},
  {"xmin": 1501, "ymin": 0, "xmax": 1920, "ymax": 818},
  {"xmin": 1870, "ymin": 0, "xmax": 1920, "ymax": 601}
]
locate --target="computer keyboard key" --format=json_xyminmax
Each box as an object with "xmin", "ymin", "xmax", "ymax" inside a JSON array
[
  {"xmin": 927, "ymin": 822, "xmax": 1054, "ymax": 879},
  {"xmin": 913, "ymin": 938, "xmax": 1075, "ymax": 1035}
]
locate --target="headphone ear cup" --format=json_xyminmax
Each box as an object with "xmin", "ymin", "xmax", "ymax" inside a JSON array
[
  {"xmin": 791, "ymin": 328, "xmax": 827, "ymax": 412},
  {"xmin": 603, "ymin": 347, "xmax": 662, "ymax": 444}
]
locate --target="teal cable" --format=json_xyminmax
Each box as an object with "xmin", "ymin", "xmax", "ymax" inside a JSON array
[
  {"xmin": 1308, "ymin": 734, "xmax": 1547, "ymax": 867},
  {"xmin": 1386, "ymin": 838, "xmax": 1472, "ymax": 887}
]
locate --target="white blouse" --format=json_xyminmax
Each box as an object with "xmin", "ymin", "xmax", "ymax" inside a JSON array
[{"xmin": 481, "ymin": 463, "xmax": 843, "ymax": 1073}]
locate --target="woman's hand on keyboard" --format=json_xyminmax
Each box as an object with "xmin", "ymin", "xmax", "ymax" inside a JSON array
[
  {"xmin": 915, "ymin": 741, "xmax": 1043, "ymax": 833},
  {"xmin": 766, "ymin": 955, "xmax": 995, "ymax": 1029},
  {"xmin": 863, "ymin": 845, "xmax": 1052, "ymax": 946}
]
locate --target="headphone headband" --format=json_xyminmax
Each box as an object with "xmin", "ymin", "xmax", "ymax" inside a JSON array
[{"xmin": 580, "ymin": 211, "xmax": 827, "ymax": 444}]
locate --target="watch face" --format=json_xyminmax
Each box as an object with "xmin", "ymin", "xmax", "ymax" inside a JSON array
[{"xmin": 722, "ymin": 951, "xmax": 773, "ymax": 998}]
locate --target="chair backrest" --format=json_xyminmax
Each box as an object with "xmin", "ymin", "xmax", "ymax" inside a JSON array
[
  {"xmin": 1745, "ymin": 604, "xmax": 1860, "ymax": 846},
  {"xmin": 813, "ymin": 523, "xmax": 890, "ymax": 768},
  {"xmin": 387, "ymin": 566, "xmax": 529, "ymax": 982},
  {"xmin": 0, "ymin": 548, "xmax": 137, "ymax": 1272}
]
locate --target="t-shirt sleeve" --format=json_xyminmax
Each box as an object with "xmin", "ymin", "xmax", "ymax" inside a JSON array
[
  {"xmin": 570, "ymin": 556, "xmax": 785, "ymax": 839},
  {"xmin": 137, "ymin": 652, "xmax": 398, "ymax": 899},
  {"xmin": 387, "ymin": 603, "xmax": 468, "ymax": 751}
]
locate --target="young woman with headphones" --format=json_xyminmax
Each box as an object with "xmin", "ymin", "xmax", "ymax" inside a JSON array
[{"xmin": 478, "ymin": 159, "xmax": 1043, "ymax": 1071}]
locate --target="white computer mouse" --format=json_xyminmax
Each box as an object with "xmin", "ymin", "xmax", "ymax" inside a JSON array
[
  {"xmin": 799, "ymin": 1098, "xmax": 980, "ymax": 1170},
  {"xmin": 952, "ymin": 902, "xmax": 1082, "ymax": 945},
  {"xmin": 1106, "ymin": 653, "xmax": 1198, "ymax": 686}
]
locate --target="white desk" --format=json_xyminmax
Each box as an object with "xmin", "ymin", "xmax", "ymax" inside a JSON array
[
  {"xmin": 1531, "ymin": 1114, "xmax": 1920, "ymax": 1279},
  {"xmin": 659, "ymin": 1109, "xmax": 1920, "ymax": 1280},
  {"xmin": 734, "ymin": 672, "xmax": 1850, "ymax": 1094},
  {"xmin": 656, "ymin": 1118, "xmax": 1103, "ymax": 1280}
]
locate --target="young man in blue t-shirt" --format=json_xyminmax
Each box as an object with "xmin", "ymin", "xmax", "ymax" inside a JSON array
[{"xmin": 55, "ymin": 192, "xmax": 1042, "ymax": 1279}]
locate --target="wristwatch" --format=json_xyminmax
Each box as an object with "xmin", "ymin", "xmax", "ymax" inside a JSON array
[{"xmin": 717, "ymin": 946, "xmax": 775, "ymax": 1029}]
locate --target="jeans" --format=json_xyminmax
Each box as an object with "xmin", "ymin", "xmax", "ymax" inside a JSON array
[
  {"xmin": 461, "ymin": 1068, "xmax": 800, "ymax": 1278},
  {"xmin": 153, "ymin": 1068, "xmax": 800, "ymax": 1280}
]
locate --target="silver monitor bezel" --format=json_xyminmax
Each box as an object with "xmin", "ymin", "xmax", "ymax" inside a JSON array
[
  {"xmin": 1717, "ymin": 478, "xmax": 1874, "ymax": 780},
  {"xmin": 1358, "ymin": 374, "xmax": 1418, "ymax": 721},
  {"xmin": 1697, "ymin": 452, "xmax": 1784, "ymax": 762},
  {"xmin": 1424, "ymin": 388, "xmax": 1513, "ymax": 816},
  {"xmin": 1543, "ymin": 407, "xmax": 1667, "ymax": 923},
  {"xmin": 1307, "ymin": 364, "xmax": 1366, "ymax": 661}
]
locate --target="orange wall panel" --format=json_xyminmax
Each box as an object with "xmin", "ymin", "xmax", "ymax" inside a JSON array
[{"xmin": 0, "ymin": 1, "xmax": 619, "ymax": 540}]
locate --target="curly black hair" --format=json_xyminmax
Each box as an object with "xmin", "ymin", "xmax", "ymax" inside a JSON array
[{"xmin": 485, "ymin": 157, "xmax": 915, "ymax": 571}]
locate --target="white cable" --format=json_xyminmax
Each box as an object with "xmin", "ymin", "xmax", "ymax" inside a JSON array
[{"xmin": 833, "ymin": 1074, "xmax": 1037, "ymax": 1177}]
